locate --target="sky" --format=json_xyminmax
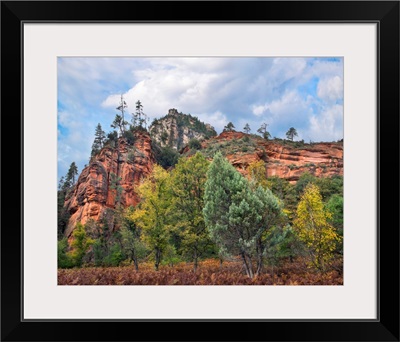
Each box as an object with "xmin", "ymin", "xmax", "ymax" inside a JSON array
[{"xmin": 57, "ymin": 57, "xmax": 343, "ymax": 181}]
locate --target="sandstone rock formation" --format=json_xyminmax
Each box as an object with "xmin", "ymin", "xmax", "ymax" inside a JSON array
[
  {"xmin": 63, "ymin": 131, "xmax": 154, "ymax": 237},
  {"xmin": 149, "ymin": 108, "xmax": 217, "ymax": 150},
  {"xmin": 194, "ymin": 131, "xmax": 343, "ymax": 183},
  {"xmin": 63, "ymin": 127, "xmax": 342, "ymax": 237}
]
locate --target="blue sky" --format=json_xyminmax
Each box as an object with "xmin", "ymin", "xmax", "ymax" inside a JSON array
[{"xmin": 58, "ymin": 57, "xmax": 343, "ymax": 181}]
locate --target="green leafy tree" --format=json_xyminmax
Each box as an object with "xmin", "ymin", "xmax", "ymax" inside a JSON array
[
  {"xmin": 68, "ymin": 222, "xmax": 94, "ymax": 267},
  {"xmin": 57, "ymin": 238, "xmax": 74, "ymax": 268},
  {"xmin": 153, "ymin": 144, "xmax": 180, "ymax": 169},
  {"xmin": 129, "ymin": 165, "xmax": 172, "ymax": 270},
  {"xmin": 223, "ymin": 122, "xmax": 235, "ymax": 132},
  {"xmin": 188, "ymin": 138, "xmax": 202, "ymax": 150},
  {"xmin": 286, "ymin": 127, "xmax": 298, "ymax": 141},
  {"xmin": 326, "ymin": 194, "xmax": 344, "ymax": 253},
  {"xmin": 91, "ymin": 123, "xmax": 106, "ymax": 157},
  {"xmin": 90, "ymin": 218, "xmax": 110, "ymax": 266},
  {"xmin": 170, "ymin": 153, "xmax": 211, "ymax": 271},
  {"xmin": 203, "ymin": 152, "xmax": 281, "ymax": 278},
  {"xmin": 243, "ymin": 123, "xmax": 251, "ymax": 134},
  {"xmin": 293, "ymin": 184, "xmax": 341, "ymax": 271},
  {"xmin": 120, "ymin": 207, "xmax": 147, "ymax": 270},
  {"xmin": 103, "ymin": 243, "xmax": 124, "ymax": 266}
]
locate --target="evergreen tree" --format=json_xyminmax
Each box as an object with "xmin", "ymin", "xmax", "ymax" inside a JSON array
[
  {"xmin": 57, "ymin": 176, "xmax": 70, "ymax": 237},
  {"xmin": 135, "ymin": 100, "xmax": 147, "ymax": 129},
  {"xmin": 286, "ymin": 127, "xmax": 298, "ymax": 141},
  {"xmin": 257, "ymin": 123, "xmax": 271, "ymax": 140},
  {"xmin": 203, "ymin": 152, "xmax": 281, "ymax": 278},
  {"xmin": 111, "ymin": 114, "xmax": 128, "ymax": 136},
  {"xmin": 243, "ymin": 123, "xmax": 251, "ymax": 134},
  {"xmin": 91, "ymin": 123, "xmax": 106, "ymax": 157},
  {"xmin": 66, "ymin": 162, "xmax": 78, "ymax": 186},
  {"xmin": 223, "ymin": 122, "xmax": 235, "ymax": 132}
]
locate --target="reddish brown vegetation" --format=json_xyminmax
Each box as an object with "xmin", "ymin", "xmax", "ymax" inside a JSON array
[{"xmin": 58, "ymin": 258, "xmax": 343, "ymax": 285}]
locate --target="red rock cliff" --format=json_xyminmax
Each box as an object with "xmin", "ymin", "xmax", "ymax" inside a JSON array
[
  {"xmin": 199, "ymin": 131, "xmax": 343, "ymax": 182},
  {"xmin": 64, "ymin": 131, "xmax": 154, "ymax": 237}
]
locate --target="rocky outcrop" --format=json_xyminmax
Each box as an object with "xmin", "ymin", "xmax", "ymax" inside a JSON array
[
  {"xmin": 149, "ymin": 108, "xmax": 216, "ymax": 150},
  {"xmin": 192, "ymin": 131, "xmax": 343, "ymax": 183},
  {"xmin": 63, "ymin": 131, "xmax": 154, "ymax": 237}
]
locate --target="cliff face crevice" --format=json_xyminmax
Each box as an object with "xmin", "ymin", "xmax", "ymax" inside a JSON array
[{"xmin": 63, "ymin": 131, "xmax": 154, "ymax": 237}]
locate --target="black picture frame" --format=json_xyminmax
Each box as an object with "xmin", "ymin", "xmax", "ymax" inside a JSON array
[{"xmin": 1, "ymin": 1, "xmax": 399, "ymax": 341}]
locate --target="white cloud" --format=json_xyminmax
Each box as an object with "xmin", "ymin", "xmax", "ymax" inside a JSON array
[
  {"xmin": 252, "ymin": 105, "xmax": 267, "ymax": 116},
  {"xmin": 308, "ymin": 104, "xmax": 343, "ymax": 142},
  {"xmin": 196, "ymin": 111, "xmax": 228, "ymax": 133},
  {"xmin": 317, "ymin": 76, "xmax": 343, "ymax": 103},
  {"xmin": 58, "ymin": 57, "xmax": 344, "ymax": 179}
]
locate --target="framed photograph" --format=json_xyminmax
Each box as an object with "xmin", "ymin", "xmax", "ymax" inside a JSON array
[{"xmin": 1, "ymin": 1, "xmax": 399, "ymax": 341}]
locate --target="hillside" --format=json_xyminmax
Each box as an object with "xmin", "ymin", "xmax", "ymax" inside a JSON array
[{"xmin": 182, "ymin": 130, "xmax": 343, "ymax": 183}]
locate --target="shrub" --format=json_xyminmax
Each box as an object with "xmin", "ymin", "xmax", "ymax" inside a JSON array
[
  {"xmin": 123, "ymin": 130, "xmax": 135, "ymax": 145},
  {"xmin": 188, "ymin": 138, "xmax": 202, "ymax": 150},
  {"xmin": 57, "ymin": 238, "xmax": 74, "ymax": 268}
]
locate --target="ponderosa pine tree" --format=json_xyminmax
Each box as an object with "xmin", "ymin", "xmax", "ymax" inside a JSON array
[
  {"xmin": 203, "ymin": 152, "xmax": 281, "ymax": 278},
  {"xmin": 66, "ymin": 162, "xmax": 78, "ymax": 186},
  {"xmin": 223, "ymin": 122, "xmax": 235, "ymax": 132},
  {"xmin": 91, "ymin": 123, "xmax": 106, "ymax": 157},
  {"xmin": 257, "ymin": 122, "xmax": 271, "ymax": 140},
  {"xmin": 286, "ymin": 127, "xmax": 298, "ymax": 141},
  {"xmin": 111, "ymin": 114, "xmax": 128, "ymax": 136},
  {"xmin": 170, "ymin": 153, "xmax": 211, "ymax": 271},
  {"xmin": 243, "ymin": 123, "xmax": 251, "ymax": 134}
]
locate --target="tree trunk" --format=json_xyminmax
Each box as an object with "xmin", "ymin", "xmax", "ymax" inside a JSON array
[
  {"xmin": 241, "ymin": 252, "xmax": 254, "ymax": 279},
  {"xmin": 133, "ymin": 256, "xmax": 139, "ymax": 271},
  {"xmin": 131, "ymin": 248, "xmax": 139, "ymax": 271},
  {"xmin": 193, "ymin": 249, "xmax": 198, "ymax": 272},
  {"xmin": 154, "ymin": 248, "xmax": 161, "ymax": 271},
  {"xmin": 255, "ymin": 238, "xmax": 263, "ymax": 276}
]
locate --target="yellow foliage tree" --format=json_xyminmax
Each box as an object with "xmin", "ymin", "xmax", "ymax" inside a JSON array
[
  {"xmin": 129, "ymin": 165, "xmax": 172, "ymax": 270},
  {"xmin": 247, "ymin": 160, "xmax": 268, "ymax": 189},
  {"xmin": 293, "ymin": 184, "xmax": 341, "ymax": 271}
]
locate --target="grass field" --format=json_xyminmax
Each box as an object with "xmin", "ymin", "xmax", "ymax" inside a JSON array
[{"xmin": 58, "ymin": 258, "xmax": 343, "ymax": 285}]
